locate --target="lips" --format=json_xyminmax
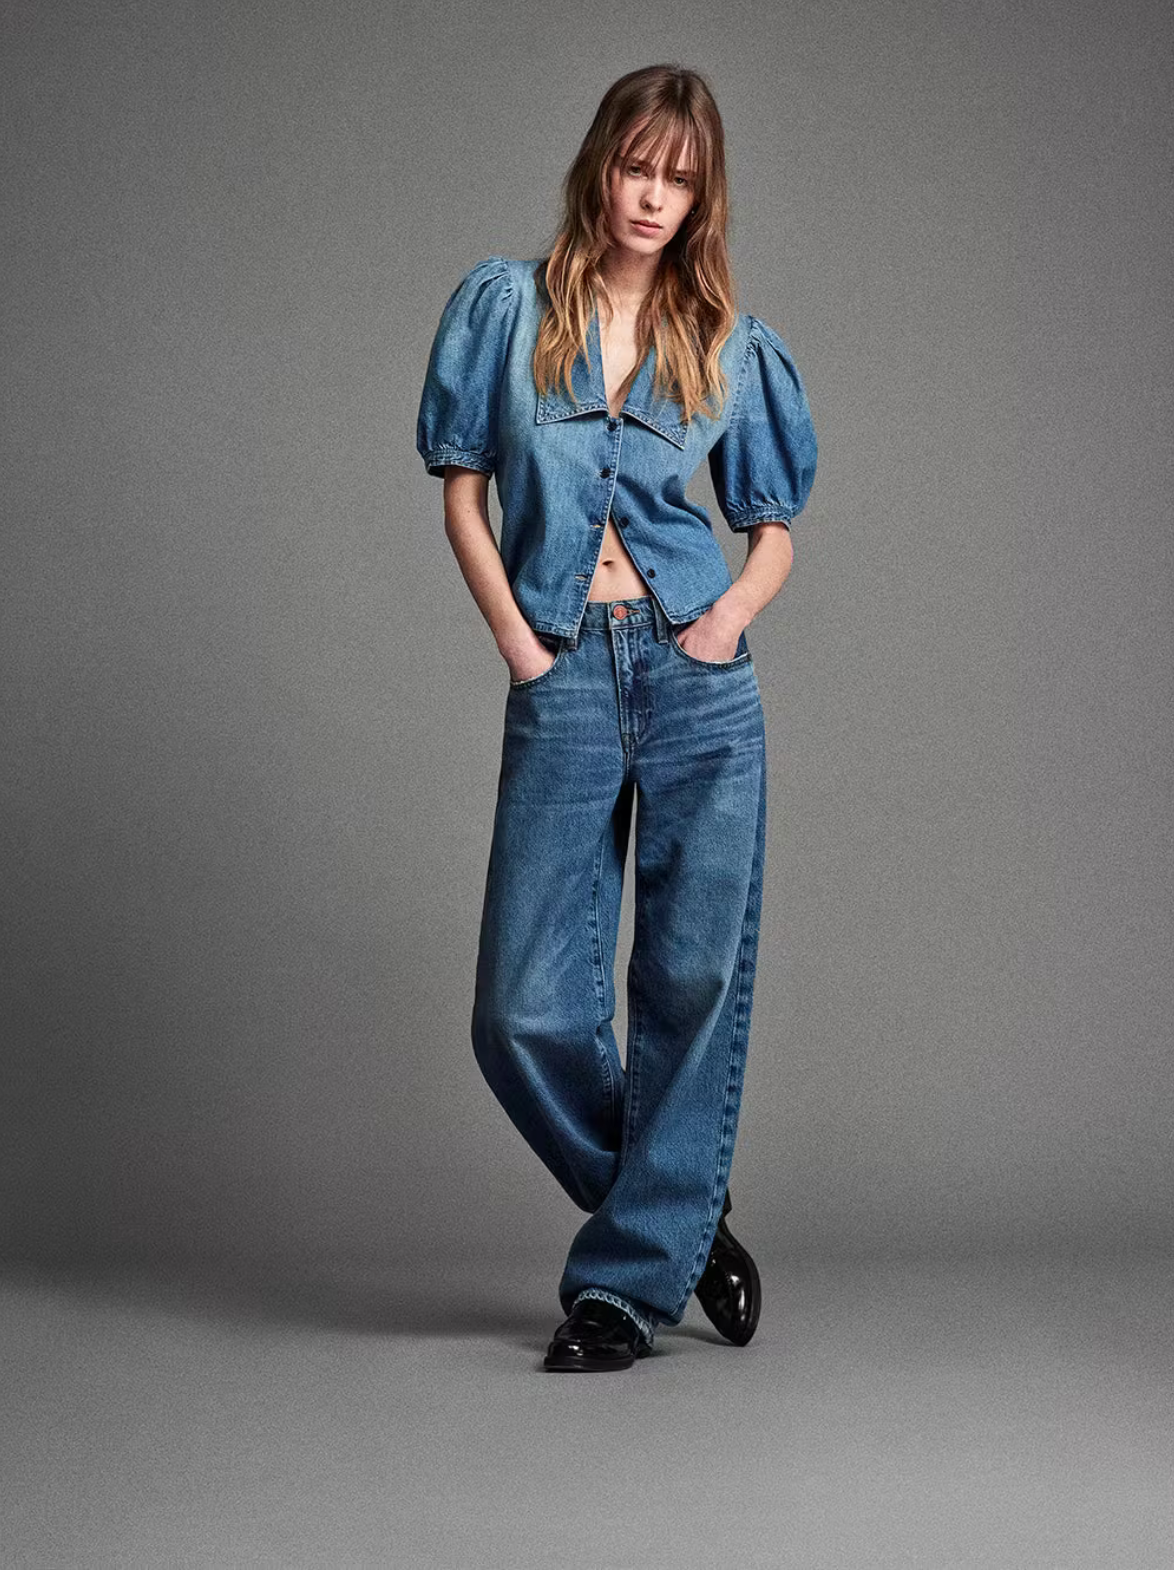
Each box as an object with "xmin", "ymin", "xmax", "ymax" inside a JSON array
[{"xmin": 632, "ymin": 220, "xmax": 662, "ymax": 232}]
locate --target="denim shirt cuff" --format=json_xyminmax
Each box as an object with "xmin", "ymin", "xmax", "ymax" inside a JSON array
[
  {"xmin": 423, "ymin": 444, "xmax": 495, "ymax": 477},
  {"xmin": 724, "ymin": 505, "xmax": 798, "ymax": 529}
]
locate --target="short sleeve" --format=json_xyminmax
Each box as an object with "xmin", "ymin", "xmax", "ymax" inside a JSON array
[
  {"xmin": 707, "ymin": 315, "xmax": 818, "ymax": 529},
  {"xmin": 416, "ymin": 257, "xmax": 515, "ymax": 478}
]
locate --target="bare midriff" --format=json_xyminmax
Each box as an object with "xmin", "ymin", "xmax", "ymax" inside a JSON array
[{"xmin": 586, "ymin": 511, "xmax": 650, "ymax": 601}]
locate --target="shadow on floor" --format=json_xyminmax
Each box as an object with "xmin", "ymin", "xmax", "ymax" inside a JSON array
[{"xmin": 0, "ymin": 1255, "xmax": 729, "ymax": 1351}]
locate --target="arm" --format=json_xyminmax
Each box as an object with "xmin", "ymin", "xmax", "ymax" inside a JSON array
[
  {"xmin": 689, "ymin": 311, "xmax": 816, "ymax": 661},
  {"xmin": 677, "ymin": 522, "xmax": 794, "ymax": 661},
  {"xmin": 442, "ymin": 467, "xmax": 556, "ymax": 683}
]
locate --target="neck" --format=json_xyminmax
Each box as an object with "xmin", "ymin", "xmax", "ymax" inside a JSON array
[{"xmin": 597, "ymin": 246, "xmax": 660, "ymax": 318}]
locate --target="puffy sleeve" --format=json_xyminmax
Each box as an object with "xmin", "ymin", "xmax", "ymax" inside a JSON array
[
  {"xmin": 415, "ymin": 256, "xmax": 515, "ymax": 478},
  {"xmin": 707, "ymin": 315, "xmax": 818, "ymax": 529}
]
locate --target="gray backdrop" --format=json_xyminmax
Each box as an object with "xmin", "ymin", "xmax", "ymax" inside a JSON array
[{"xmin": 3, "ymin": 0, "xmax": 1171, "ymax": 1277}]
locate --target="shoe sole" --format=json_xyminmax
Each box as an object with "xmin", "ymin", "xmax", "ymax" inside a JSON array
[{"xmin": 542, "ymin": 1342, "xmax": 654, "ymax": 1372}]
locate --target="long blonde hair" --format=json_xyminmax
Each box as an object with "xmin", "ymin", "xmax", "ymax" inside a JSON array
[{"xmin": 532, "ymin": 64, "xmax": 739, "ymax": 426}]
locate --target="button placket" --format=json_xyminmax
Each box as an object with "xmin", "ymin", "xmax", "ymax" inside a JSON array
[{"xmin": 574, "ymin": 417, "xmax": 624, "ymax": 586}]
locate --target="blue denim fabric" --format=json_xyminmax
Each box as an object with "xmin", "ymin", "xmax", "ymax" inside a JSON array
[
  {"xmin": 471, "ymin": 594, "xmax": 767, "ymax": 1348},
  {"xmin": 416, "ymin": 256, "xmax": 817, "ymax": 642}
]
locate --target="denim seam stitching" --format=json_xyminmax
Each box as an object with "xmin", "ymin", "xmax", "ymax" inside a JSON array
[
  {"xmin": 674, "ymin": 943, "xmax": 747, "ymax": 1318},
  {"xmin": 671, "ymin": 746, "xmax": 766, "ymax": 1321},
  {"xmin": 423, "ymin": 443, "xmax": 495, "ymax": 474},
  {"xmin": 572, "ymin": 1288, "xmax": 655, "ymax": 1345},
  {"xmin": 609, "ymin": 622, "xmax": 635, "ymax": 772},
  {"xmin": 508, "ymin": 645, "xmax": 564, "ymax": 689},
  {"xmin": 667, "ymin": 627, "xmax": 752, "ymax": 671},
  {"xmin": 588, "ymin": 833, "xmax": 620, "ymax": 1127},
  {"xmin": 725, "ymin": 501, "xmax": 799, "ymax": 527},
  {"xmin": 621, "ymin": 904, "xmax": 647, "ymax": 1168},
  {"xmin": 620, "ymin": 988, "xmax": 644, "ymax": 1168},
  {"xmin": 723, "ymin": 321, "xmax": 760, "ymax": 434}
]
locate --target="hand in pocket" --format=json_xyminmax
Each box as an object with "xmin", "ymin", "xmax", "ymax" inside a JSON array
[
  {"xmin": 507, "ymin": 630, "xmax": 560, "ymax": 685},
  {"xmin": 674, "ymin": 610, "xmax": 743, "ymax": 663}
]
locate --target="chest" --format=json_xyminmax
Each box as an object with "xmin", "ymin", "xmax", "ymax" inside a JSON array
[{"xmin": 598, "ymin": 314, "xmax": 646, "ymax": 421}]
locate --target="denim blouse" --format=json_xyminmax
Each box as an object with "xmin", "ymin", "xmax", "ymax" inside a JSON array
[{"xmin": 416, "ymin": 256, "xmax": 817, "ymax": 640}]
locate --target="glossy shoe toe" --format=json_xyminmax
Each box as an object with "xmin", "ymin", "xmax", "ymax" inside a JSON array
[
  {"xmin": 543, "ymin": 1298, "xmax": 654, "ymax": 1372},
  {"xmin": 693, "ymin": 1189, "xmax": 762, "ymax": 1346}
]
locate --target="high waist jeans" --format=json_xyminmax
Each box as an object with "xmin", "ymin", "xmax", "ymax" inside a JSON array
[{"xmin": 471, "ymin": 593, "xmax": 768, "ymax": 1349}]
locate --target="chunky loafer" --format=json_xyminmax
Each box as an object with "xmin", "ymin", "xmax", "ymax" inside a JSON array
[
  {"xmin": 693, "ymin": 1188, "xmax": 762, "ymax": 1346},
  {"xmin": 543, "ymin": 1298, "xmax": 654, "ymax": 1372}
]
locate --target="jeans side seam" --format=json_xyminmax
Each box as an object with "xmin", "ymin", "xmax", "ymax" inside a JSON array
[
  {"xmin": 674, "ymin": 943, "xmax": 749, "ymax": 1318},
  {"xmin": 671, "ymin": 749, "xmax": 766, "ymax": 1321},
  {"xmin": 588, "ymin": 831, "xmax": 619, "ymax": 1126},
  {"xmin": 620, "ymin": 975, "xmax": 645, "ymax": 1168}
]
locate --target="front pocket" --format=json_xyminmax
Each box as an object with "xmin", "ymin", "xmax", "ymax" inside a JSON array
[
  {"xmin": 668, "ymin": 623, "xmax": 751, "ymax": 670},
  {"xmin": 508, "ymin": 636, "xmax": 566, "ymax": 689}
]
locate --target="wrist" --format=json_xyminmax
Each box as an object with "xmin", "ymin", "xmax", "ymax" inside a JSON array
[
  {"xmin": 707, "ymin": 590, "xmax": 752, "ymax": 636},
  {"xmin": 495, "ymin": 617, "xmax": 541, "ymax": 662}
]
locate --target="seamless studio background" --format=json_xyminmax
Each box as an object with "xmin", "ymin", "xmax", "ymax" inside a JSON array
[
  {"xmin": 3, "ymin": 0, "xmax": 1171, "ymax": 1284},
  {"xmin": 3, "ymin": 3, "xmax": 1173, "ymax": 1564}
]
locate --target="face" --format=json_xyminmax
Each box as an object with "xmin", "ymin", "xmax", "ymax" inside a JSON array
[{"xmin": 604, "ymin": 127, "xmax": 697, "ymax": 257}]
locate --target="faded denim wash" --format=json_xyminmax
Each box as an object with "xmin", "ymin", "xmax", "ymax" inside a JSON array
[
  {"xmin": 416, "ymin": 255, "xmax": 817, "ymax": 642},
  {"xmin": 471, "ymin": 594, "xmax": 767, "ymax": 1348},
  {"xmin": 416, "ymin": 256, "xmax": 817, "ymax": 1349}
]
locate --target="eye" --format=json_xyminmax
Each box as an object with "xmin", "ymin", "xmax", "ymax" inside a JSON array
[{"xmin": 622, "ymin": 159, "xmax": 692, "ymax": 187}]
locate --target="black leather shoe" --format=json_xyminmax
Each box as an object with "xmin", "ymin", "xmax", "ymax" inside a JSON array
[
  {"xmin": 693, "ymin": 1188, "xmax": 762, "ymax": 1346},
  {"xmin": 543, "ymin": 1298, "xmax": 654, "ymax": 1372}
]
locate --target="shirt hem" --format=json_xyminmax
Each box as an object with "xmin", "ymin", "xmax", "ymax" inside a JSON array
[{"xmin": 531, "ymin": 594, "xmax": 722, "ymax": 640}]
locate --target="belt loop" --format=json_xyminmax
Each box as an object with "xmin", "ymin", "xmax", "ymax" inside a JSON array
[
  {"xmin": 650, "ymin": 594, "xmax": 669, "ymax": 644},
  {"xmin": 564, "ymin": 625, "xmax": 579, "ymax": 652}
]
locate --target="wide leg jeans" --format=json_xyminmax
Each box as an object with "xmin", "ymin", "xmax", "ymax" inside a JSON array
[{"xmin": 471, "ymin": 593, "xmax": 768, "ymax": 1349}]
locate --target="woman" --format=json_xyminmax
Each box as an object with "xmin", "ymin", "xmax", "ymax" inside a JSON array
[{"xmin": 415, "ymin": 64, "xmax": 817, "ymax": 1372}]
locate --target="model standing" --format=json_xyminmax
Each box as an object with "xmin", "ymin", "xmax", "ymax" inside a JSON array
[{"xmin": 416, "ymin": 64, "xmax": 817, "ymax": 1371}]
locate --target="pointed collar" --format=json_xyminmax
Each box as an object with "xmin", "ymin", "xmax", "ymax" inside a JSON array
[{"xmin": 534, "ymin": 305, "xmax": 689, "ymax": 448}]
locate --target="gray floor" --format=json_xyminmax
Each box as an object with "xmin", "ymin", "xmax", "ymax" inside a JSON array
[{"xmin": 2, "ymin": 1253, "xmax": 1172, "ymax": 1568}]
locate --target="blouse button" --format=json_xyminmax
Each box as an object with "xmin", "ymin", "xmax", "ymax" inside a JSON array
[
  {"xmin": 617, "ymin": 516, "xmax": 629, "ymax": 528},
  {"xmin": 600, "ymin": 467, "xmax": 611, "ymax": 478},
  {"xmin": 647, "ymin": 568, "xmax": 657, "ymax": 578}
]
